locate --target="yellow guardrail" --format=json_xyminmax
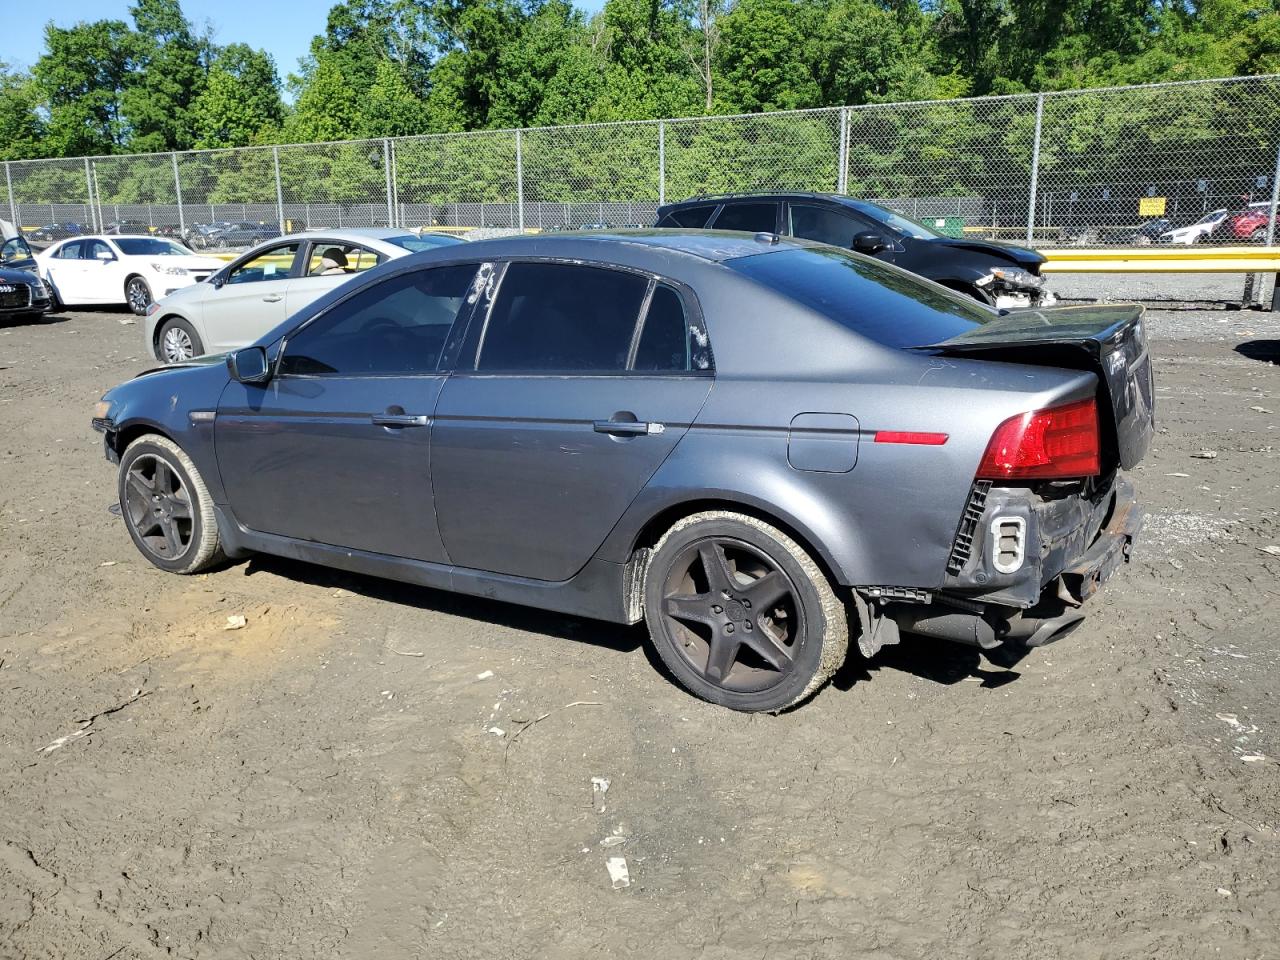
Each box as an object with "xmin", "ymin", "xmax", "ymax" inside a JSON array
[{"xmin": 1041, "ymin": 246, "xmax": 1280, "ymax": 273}]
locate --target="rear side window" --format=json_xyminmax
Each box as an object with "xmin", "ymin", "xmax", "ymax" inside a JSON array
[
  {"xmin": 711, "ymin": 202, "xmax": 779, "ymax": 233},
  {"xmin": 657, "ymin": 205, "xmax": 718, "ymax": 228},
  {"xmin": 728, "ymin": 247, "xmax": 994, "ymax": 349},
  {"xmin": 280, "ymin": 264, "xmax": 477, "ymax": 376},
  {"xmin": 55, "ymin": 241, "xmax": 82, "ymax": 259},
  {"xmin": 477, "ymin": 262, "xmax": 648, "ymax": 372},
  {"xmin": 789, "ymin": 204, "xmax": 862, "ymax": 249},
  {"xmin": 633, "ymin": 285, "xmax": 711, "ymax": 372}
]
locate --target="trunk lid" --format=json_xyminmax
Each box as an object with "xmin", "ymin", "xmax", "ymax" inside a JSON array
[{"xmin": 921, "ymin": 304, "xmax": 1155, "ymax": 470}]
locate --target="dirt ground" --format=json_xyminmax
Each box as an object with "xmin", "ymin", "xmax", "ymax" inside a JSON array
[{"xmin": 1, "ymin": 280, "xmax": 1278, "ymax": 960}]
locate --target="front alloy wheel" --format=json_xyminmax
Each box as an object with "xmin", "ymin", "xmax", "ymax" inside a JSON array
[
  {"xmin": 118, "ymin": 435, "xmax": 222, "ymax": 574},
  {"xmin": 126, "ymin": 277, "xmax": 153, "ymax": 316},
  {"xmin": 644, "ymin": 511, "xmax": 848, "ymax": 712}
]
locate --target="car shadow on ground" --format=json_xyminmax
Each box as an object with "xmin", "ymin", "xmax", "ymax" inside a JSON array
[
  {"xmin": 833, "ymin": 633, "xmax": 1023, "ymax": 691},
  {"xmin": 1235, "ymin": 339, "xmax": 1280, "ymax": 364},
  {"xmin": 240, "ymin": 554, "xmax": 647, "ymax": 655},
  {"xmin": 1, "ymin": 314, "xmax": 71, "ymax": 329}
]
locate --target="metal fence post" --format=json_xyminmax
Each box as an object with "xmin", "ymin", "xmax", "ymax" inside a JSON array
[
  {"xmin": 172, "ymin": 153, "xmax": 185, "ymax": 234},
  {"xmin": 272, "ymin": 146, "xmax": 285, "ymax": 233},
  {"xmin": 515, "ymin": 129, "xmax": 525, "ymax": 232},
  {"xmin": 1026, "ymin": 93, "xmax": 1044, "ymax": 245},
  {"xmin": 658, "ymin": 121, "xmax": 666, "ymax": 206},
  {"xmin": 4, "ymin": 161, "xmax": 15, "ymax": 225},
  {"xmin": 383, "ymin": 139, "xmax": 394, "ymax": 228},
  {"xmin": 837, "ymin": 107, "xmax": 849, "ymax": 194},
  {"xmin": 84, "ymin": 158, "xmax": 97, "ymax": 233},
  {"xmin": 1265, "ymin": 142, "xmax": 1280, "ymax": 246}
]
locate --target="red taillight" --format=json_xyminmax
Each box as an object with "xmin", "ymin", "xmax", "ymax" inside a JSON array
[{"xmin": 976, "ymin": 398, "xmax": 1101, "ymax": 480}]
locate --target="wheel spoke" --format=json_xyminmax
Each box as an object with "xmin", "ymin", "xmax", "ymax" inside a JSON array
[
  {"xmin": 135, "ymin": 517, "xmax": 162, "ymax": 539},
  {"xmin": 168, "ymin": 496, "xmax": 191, "ymax": 520},
  {"xmin": 160, "ymin": 517, "xmax": 183, "ymax": 555},
  {"xmin": 153, "ymin": 461, "xmax": 174, "ymax": 495},
  {"xmin": 698, "ymin": 542, "xmax": 735, "ymax": 595},
  {"xmin": 739, "ymin": 628, "xmax": 792, "ymax": 671},
  {"xmin": 665, "ymin": 594, "xmax": 715, "ymax": 626},
  {"xmin": 743, "ymin": 570, "xmax": 789, "ymax": 612},
  {"xmin": 704, "ymin": 631, "xmax": 740, "ymax": 682},
  {"xmin": 126, "ymin": 472, "xmax": 153, "ymax": 501}
]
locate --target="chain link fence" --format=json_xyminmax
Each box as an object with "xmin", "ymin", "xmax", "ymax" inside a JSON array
[{"xmin": 5, "ymin": 74, "xmax": 1279, "ymax": 251}]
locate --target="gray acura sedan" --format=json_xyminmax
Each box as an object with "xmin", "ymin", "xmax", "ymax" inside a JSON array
[{"xmin": 92, "ymin": 231, "xmax": 1153, "ymax": 712}]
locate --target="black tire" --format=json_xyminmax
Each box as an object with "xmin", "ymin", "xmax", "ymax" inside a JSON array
[
  {"xmin": 156, "ymin": 316, "xmax": 204, "ymax": 363},
  {"xmin": 643, "ymin": 511, "xmax": 848, "ymax": 712},
  {"xmin": 1250, "ymin": 227, "xmax": 1267, "ymax": 243},
  {"xmin": 126, "ymin": 275, "xmax": 153, "ymax": 316},
  {"xmin": 118, "ymin": 435, "xmax": 223, "ymax": 575}
]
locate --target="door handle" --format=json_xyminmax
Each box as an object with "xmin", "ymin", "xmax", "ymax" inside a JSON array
[
  {"xmin": 593, "ymin": 419, "xmax": 650, "ymax": 436},
  {"xmin": 372, "ymin": 413, "xmax": 429, "ymax": 428},
  {"xmin": 262, "ymin": 294, "xmax": 282, "ymax": 302}
]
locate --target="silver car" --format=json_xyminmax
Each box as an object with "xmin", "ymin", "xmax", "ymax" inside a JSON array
[{"xmin": 143, "ymin": 228, "xmax": 465, "ymax": 362}]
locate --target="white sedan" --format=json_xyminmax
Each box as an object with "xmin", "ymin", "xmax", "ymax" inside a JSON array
[
  {"xmin": 1158, "ymin": 208, "xmax": 1229, "ymax": 245},
  {"xmin": 37, "ymin": 235, "xmax": 225, "ymax": 315},
  {"xmin": 142, "ymin": 228, "xmax": 465, "ymax": 363}
]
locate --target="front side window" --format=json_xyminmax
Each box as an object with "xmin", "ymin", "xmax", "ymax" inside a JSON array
[
  {"xmin": 306, "ymin": 243, "xmax": 381, "ymax": 277},
  {"xmin": 227, "ymin": 243, "xmax": 301, "ymax": 285},
  {"xmin": 711, "ymin": 202, "xmax": 779, "ymax": 233},
  {"xmin": 632, "ymin": 285, "xmax": 711, "ymax": 372},
  {"xmin": 789, "ymin": 204, "xmax": 863, "ymax": 249},
  {"xmin": 657, "ymin": 205, "xmax": 718, "ymax": 228},
  {"xmin": 279, "ymin": 264, "xmax": 478, "ymax": 376},
  {"xmin": 476, "ymin": 262, "xmax": 649, "ymax": 372}
]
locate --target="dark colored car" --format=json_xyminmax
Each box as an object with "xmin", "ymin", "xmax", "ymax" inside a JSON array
[
  {"xmin": 0, "ymin": 233, "xmax": 52, "ymax": 322},
  {"xmin": 211, "ymin": 222, "xmax": 281, "ymax": 248},
  {"xmin": 656, "ymin": 193, "xmax": 1055, "ymax": 309},
  {"xmin": 93, "ymin": 231, "xmax": 1152, "ymax": 712},
  {"xmin": 27, "ymin": 222, "xmax": 88, "ymax": 244}
]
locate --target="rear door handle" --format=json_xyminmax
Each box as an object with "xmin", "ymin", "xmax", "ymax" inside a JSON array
[
  {"xmin": 262, "ymin": 294, "xmax": 282, "ymax": 303},
  {"xmin": 593, "ymin": 419, "xmax": 650, "ymax": 436},
  {"xmin": 372, "ymin": 413, "xmax": 429, "ymax": 428}
]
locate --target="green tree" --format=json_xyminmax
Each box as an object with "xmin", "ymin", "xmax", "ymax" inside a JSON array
[
  {"xmin": 0, "ymin": 64, "xmax": 46, "ymax": 161},
  {"xmin": 715, "ymin": 0, "xmax": 822, "ymax": 112},
  {"xmin": 191, "ymin": 44, "xmax": 284, "ymax": 148},
  {"xmin": 32, "ymin": 20, "xmax": 135, "ymax": 155},
  {"xmin": 121, "ymin": 0, "xmax": 206, "ymax": 151}
]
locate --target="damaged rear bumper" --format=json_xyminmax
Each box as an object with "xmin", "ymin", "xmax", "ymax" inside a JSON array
[{"xmin": 858, "ymin": 475, "xmax": 1141, "ymax": 657}]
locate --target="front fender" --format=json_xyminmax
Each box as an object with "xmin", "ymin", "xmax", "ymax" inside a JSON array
[{"xmin": 99, "ymin": 363, "xmax": 231, "ymax": 502}]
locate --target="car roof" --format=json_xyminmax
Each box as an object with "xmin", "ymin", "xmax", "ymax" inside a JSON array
[
  {"xmin": 660, "ymin": 191, "xmax": 848, "ymax": 210},
  {"xmin": 460, "ymin": 228, "xmax": 817, "ymax": 263},
  {"xmin": 284, "ymin": 227, "xmax": 427, "ymax": 242}
]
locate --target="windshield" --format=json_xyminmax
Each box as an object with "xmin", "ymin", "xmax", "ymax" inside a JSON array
[
  {"xmin": 114, "ymin": 238, "xmax": 190, "ymax": 256},
  {"xmin": 844, "ymin": 200, "xmax": 941, "ymax": 240},
  {"xmin": 729, "ymin": 247, "xmax": 995, "ymax": 349},
  {"xmin": 1195, "ymin": 209, "xmax": 1227, "ymax": 225},
  {"xmin": 384, "ymin": 233, "xmax": 465, "ymax": 253}
]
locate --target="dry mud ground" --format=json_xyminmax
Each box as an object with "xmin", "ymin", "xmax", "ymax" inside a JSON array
[{"xmin": 1, "ymin": 285, "xmax": 1278, "ymax": 959}]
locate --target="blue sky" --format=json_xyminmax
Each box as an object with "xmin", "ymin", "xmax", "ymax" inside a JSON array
[{"xmin": 5, "ymin": 1, "xmax": 606, "ymax": 90}]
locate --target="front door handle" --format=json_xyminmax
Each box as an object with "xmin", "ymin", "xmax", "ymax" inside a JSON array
[
  {"xmin": 262, "ymin": 294, "xmax": 282, "ymax": 303},
  {"xmin": 372, "ymin": 413, "xmax": 429, "ymax": 428},
  {"xmin": 593, "ymin": 419, "xmax": 650, "ymax": 436}
]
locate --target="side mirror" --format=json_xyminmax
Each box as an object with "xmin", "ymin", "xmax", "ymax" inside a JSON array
[
  {"xmin": 96, "ymin": 250, "xmax": 115, "ymax": 262},
  {"xmin": 227, "ymin": 346, "xmax": 270, "ymax": 384},
  {"xmin": 853, "ymin": 232, "xmax": 890, "ymax": 255},
  {"xmin": 210, "ymin": 272, "xmax": 225, "ymax": 289}
]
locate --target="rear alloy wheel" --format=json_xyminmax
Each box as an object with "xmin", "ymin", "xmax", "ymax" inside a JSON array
[
  {"xmin": 126, "ymin": 276, "xmax": 153, "ymax": 316},
  {"xmin": 644, "ymin": 511, "xmax": 848, "ymax": 712},
  {"xmin": 157, "ymin": 317, "xmax": 203, "ymax": 363},
  {"xmin": 118, "ymin": 435, "xmax": 223, "ymax": 574}
]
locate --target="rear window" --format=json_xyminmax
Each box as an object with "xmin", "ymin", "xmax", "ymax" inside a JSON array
[
  {"xmin": 385, "ymin": 233, "xmax": 466, "ymax": 253},
  {"xmin": 728, "ymin": 247, "xmax": 994, "ymax": 349},
  {"xmin": 657, "ymin": 205, "xmax": 717, "ymax": 228}
]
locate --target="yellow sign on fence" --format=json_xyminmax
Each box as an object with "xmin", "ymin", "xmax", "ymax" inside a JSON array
[{"xmin": 1139, "ymin": 196, "xmax": 1167, "ymax": 216}]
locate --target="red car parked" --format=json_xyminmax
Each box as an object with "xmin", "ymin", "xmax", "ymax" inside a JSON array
[{"xmin": 1214, "ymin": 201, "xmax": 1276, "ymax": 242}]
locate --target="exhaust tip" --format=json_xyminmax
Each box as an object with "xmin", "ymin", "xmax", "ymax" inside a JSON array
[{"xmin": 1022, "ymin": 609, "xmax": 1086, "ymax": 648}]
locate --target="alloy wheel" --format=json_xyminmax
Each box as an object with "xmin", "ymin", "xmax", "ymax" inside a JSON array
[
  {"xmin": 123, "ymin": 454, "xmax": 194, "ymax": 561},
  {"xmin": 161, "ymin": 326, "xmax": 194, "ymax": 363},
  {"xmin": 127, "ymin": 278, "xmax": 152, "ymax": 315},
  {"xmin": 660, "ymin": 537, "xmax": 804, "ymax": 692}
]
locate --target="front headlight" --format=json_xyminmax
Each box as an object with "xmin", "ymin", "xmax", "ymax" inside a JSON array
[
  {"xmin": 151, "ymin": 263, "xmax": 189, "ymax": 276},
  {"xmin": 31, "ymin": 278, "xmax": 47, "ymax": 295},
  {"xmin": 989, "ymin": 267, "xmax": 1044, "ymax": 289}
]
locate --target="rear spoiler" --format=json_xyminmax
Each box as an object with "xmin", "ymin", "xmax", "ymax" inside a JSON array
[{"xmin": 918, "ymin": 304, "xmax": 1155, "ymax": 470}]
